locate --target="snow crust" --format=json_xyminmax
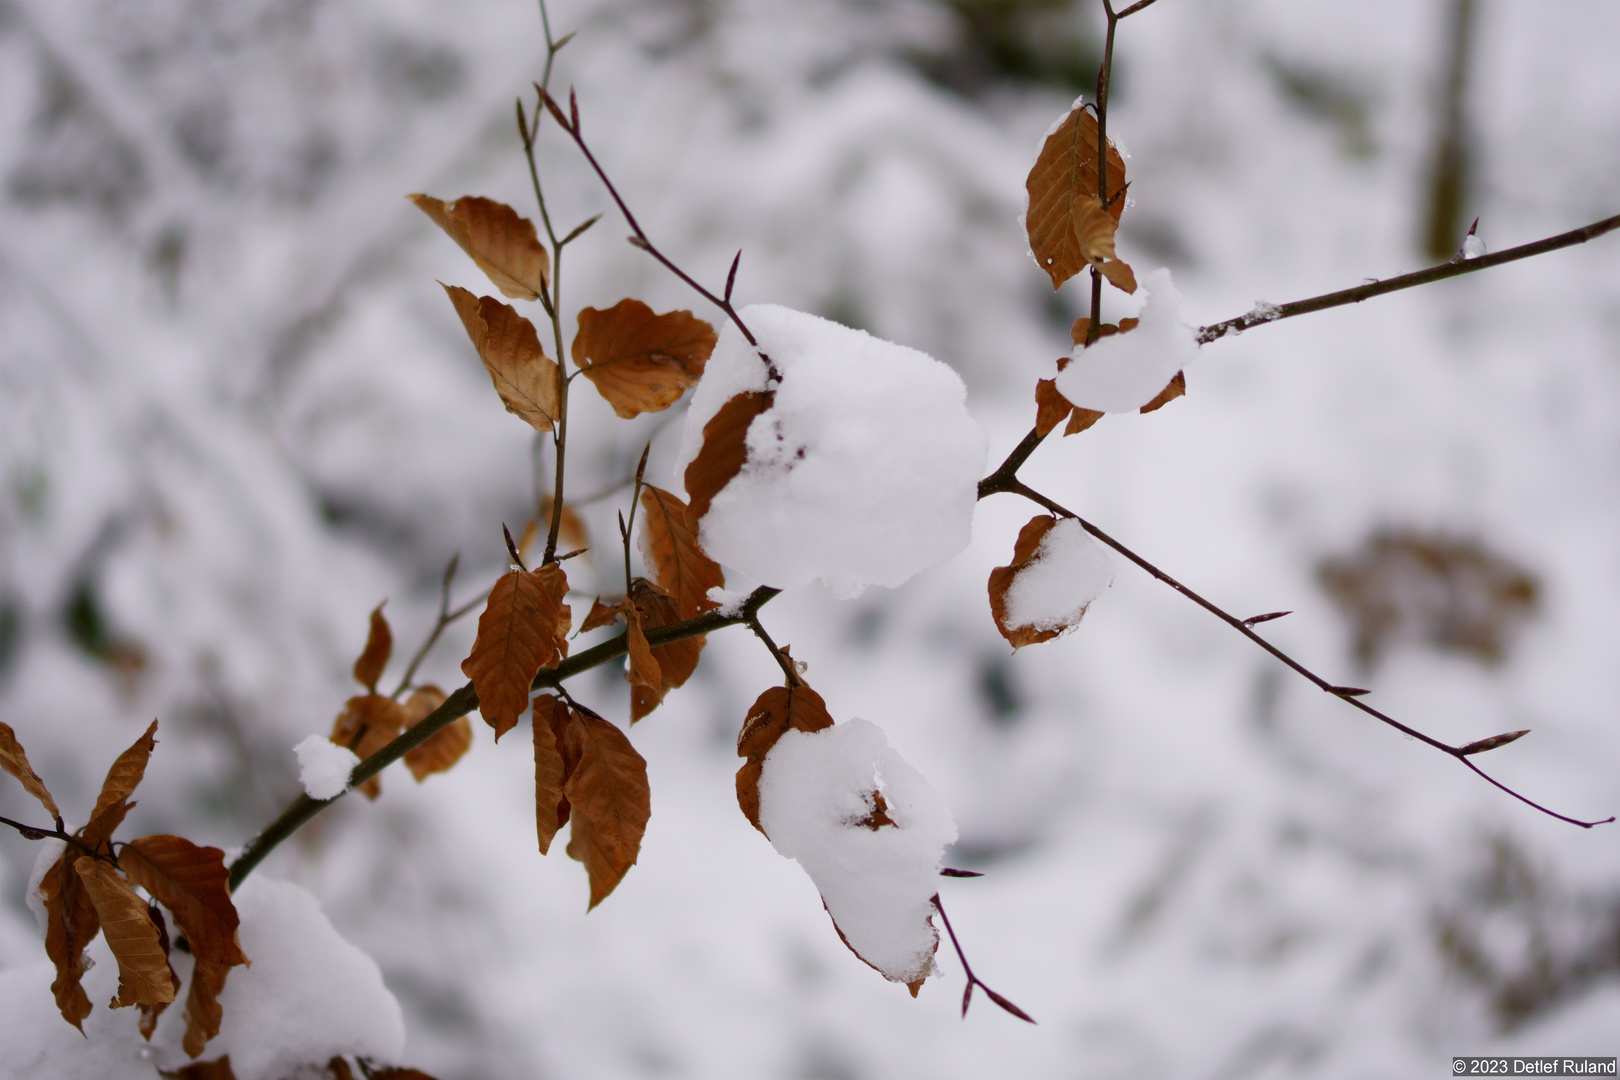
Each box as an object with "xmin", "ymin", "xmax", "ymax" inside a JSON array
[
  {"xmin": 756, "ymin": 719, "xmax": 957, "ymax": 985},
  {"xmin": 0, "ymin": 877, "xmax": 403, "ymax": 1080},
  {"xmin": 295, "ymin": 734, "xmax": 359, "ymax": 800},
  {"xmin": 675, "ymin": 305, "xmax": 987, "ymax": 598},
  {"xmin": 1003, "ymin": 518, "xmax": 1114, "ymax": 632},
  {"xmin": 1054, "ymin": 268, "xmax": 1200, "ymax": 412}
]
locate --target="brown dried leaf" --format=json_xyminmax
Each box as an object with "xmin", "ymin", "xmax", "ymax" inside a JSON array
[
  {"xmin": 1063, "ymin": 406, "xmax": 1104, "ymax": 436},
  {"xmin": 174, "ymin": 1056, "xmax": 237, "ymax": 1080},
  {"xmin": 402, "ymin": 686, "xmax": 472, "ymax": 782},
  {"xmin": 1025, "ymin": 103, "xmax": 1127, "ymax": 290},
  {"xmin": 0, "ymin": 720, "xmax": 61, "ymax": 821},
  {"xmin": 1098, "ymin": 257, "xmax": 1138, "ymax": 295},
  {"xmin": 138, "ymin": 900, "xmax": 180, "ymax": 1040},
  {"xmin": 559, "ymin": 710, "xmax": 650, "ymax": 908},
  {"xmin": 1034, "ymin": 378, "xmax": 1073, "ymax": 438},
  {"xmin": 619, "ymin": 597, "xmax": 663, "ymax": 723},
  {"xmin": 988, "ymin": 515, "xmax": 1081, "ymax": 650},
  {"xmin": 579, "ymin": 597, "xmax": 622, "ymax": 634},
  {"xmin": 735, "ymin": 682, "xmax": 835, "ymax": 834},
  {"xmin": 638, "ymin": 485, "xmax": 724, "ymax": 620},
  {"xmin": 443, "ymin": 285, "xmax": 560, "ymax": 432},
  {"xmin": 73, "ymin": 857, "xmax": 175, "ymax": 1008},
  {"xmin": 573, "ymin": 299, "xmax": 718, "ymax": 418},
  {"xmin": 329, "ymin": 694, "xmax": 409, "ymax": 800},
  {"xmin": 352, "ymin": 603, "xmax": 392, "ymax": 692},
  {"xmin": 120, "ymin": 835, "xmax": 246, "ymax": 967},
  {"xmin": 532, "ymin": 695, "xmax": 569, "ymax": 855},
  {"xmin": 683, "ymin": 391, "xmax": 774, "ymax": 530},
  {"xmin": 41, "ymin": 851, "xmax": 98, "ymax": 1029},
  {"xmin": 1068, "ymin": 316, "xmax": 1138, "ymax": 348},
  {"xmin": 461, "ymin": 566, "xmax": 570, "ymax": 741},
  {"xmin": 1139, "ymin": 370, "xmax": 1185, "ymax": 414},
  {"xmin": 183, "ymin": 959, "xmax": 231, "ymax": 1058},
  {"xmin": 409, "ymin": 194, "xmax": 550, "ymax": 300},
  {"xmin": 83, "ymin": 719, "xmax": 158, "ymax": 850},
  {"xmin": 624, "ymin": 579, "xmax": 703, "ymax": 723}
]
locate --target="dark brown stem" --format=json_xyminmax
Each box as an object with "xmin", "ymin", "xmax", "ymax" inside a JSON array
[
  {"xmin": 1196, "ymin": 213, "xmax": 1620, "ymax": 344},
  {"xmin": 932, "ymin": 893, "xmax": 1035, "ymax": 1023},
  {"xmin": 993, "ymin": 478, "xmax": 1612, "ymax": 829},
  {"xmin": 226, "ymin": 586, "xmax": 782, "ymax": 891},
  {"xmin": 0, "ymin": 815, "xmax": 119, "ymax": 865},
  {"xmin": 978, "ymin": 425, "xmax": 1048, "ymax": 501},
  {"xmin": 390, "ymin": 553, "xmax": 464, "ymax": 698},
  {"xmin": 745, "ymin": 612, "xmax": 800, "ymax": 687}
]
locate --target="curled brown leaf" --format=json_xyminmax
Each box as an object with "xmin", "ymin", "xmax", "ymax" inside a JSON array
[
  {"xmin": 73, "ymin": 857, "xmax": 175, "ymax": 1009},
  {"xmin": 83, "ymin": 719, "xmax": 158, "ymax": 851},
  {"xmin": 401, "ymin": 685, "xmax": 472, "ymax": 782},
  {"xmin": 461, "ymin": 566, "xmax": 570, "ymax": 741},
  {"xmin": 352, "ymin": 603, "xmax": 392, "ymax": 692},
  {"xmin": 1025, "ymin": 103, "xmax": 1127, "ymax": 290},
  {"xmin": 0, "ymin": 720, "xmax": 61, "ymax": 821},
  {"xmin": 988, "ymin": 515, "xmax": 1074, "ymax": 650},
  {"xmin": 329, "ymin": 694, "xmax": 409, "ymax": 800},
  {"xmin": 41, "ymin": 852, "xmax": 98, "ymax": 1029},
  {"xmin": 559, "ymin": 710, "xmax": 650, "ymax": 908},
  {"xmin": 442, "ymin": 285, "xmax": 561, "ymax": 432},
  {"xmin": 735, "ymin": 682, "xmax": 835, "ymax": 834},
  {"xmin": 684, "ymin": 391, "xmax": 774, "ymax": 531},
  {"xmin": 638, "ymin": 485, "xmax": 724, "ymax": 621},
  {"xmin": 119, "ymin": 835, "xmax": 246, "ymax": 967}
]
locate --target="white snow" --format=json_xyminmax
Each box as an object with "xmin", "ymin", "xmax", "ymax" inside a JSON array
[
  {"xmin": 1462, "ymin": 233, "xmax": 1487, "ymax": 259},
  {"xmin": 1054, "ymin": 268, "xmax": 1200, "ymax": 412},
  {"xmin": 675, "ymin": 305, "xmax": 987, "ymax": 598},
  {"xmin": 295, "ymin": 735, "xmax": 359, "ymax": 800},
  {"xmin": 0, "ymin": 877, "xmax": 404, "ymax": 1080},
  {"xmin": 705, "ymin": 586, "xmax": 753, "ymax": 616},
  {"xmin": 756, "ymin": 719, "xmax": 957, "ymax": 986},
  {"xmin": 1002, "ymin": 518, "xmax": 1114, "ymax": 634},
  {"xmin": 23, "ymin": 840, "xmax": 64, "ymax": 940}
]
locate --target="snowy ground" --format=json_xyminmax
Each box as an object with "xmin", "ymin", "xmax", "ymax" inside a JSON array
[{"xmin": 1, "ymin": 1, "xmax": 1618, "ymax": 1077}]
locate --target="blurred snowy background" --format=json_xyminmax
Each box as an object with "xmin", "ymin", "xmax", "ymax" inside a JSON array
[{"xmin": 2, "ymin": 0, "xmax": 1618, "ymax": 1076}]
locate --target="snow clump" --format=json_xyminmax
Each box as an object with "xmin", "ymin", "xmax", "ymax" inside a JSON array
[
  {"xmin": 1003, "ymin": 518, "xmax": 1114, "ymax": 633},
  {"xmin": 676, "ymin": 304, "xmax": 987, "ymax": 598},
  {"xmin": 1055, "ymin": 268, "xmax": 1199, "ymax": 412},
  {"xmin": 295, "ymin": 734, "xmax": 359, "ymax": 799},
  {"xmin": 0, "ymin": 877, "xmax": 403, "ymax": 1080},
  {"xmin": 757, "ymin": 718, "xmax": 958, "ymax": 985}
]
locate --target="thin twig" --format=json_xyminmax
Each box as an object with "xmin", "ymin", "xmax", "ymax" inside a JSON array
[
  {"xmin": 993, "ymin": 477, "xmax": 1612, "ymax": 829},
  {"xmin": 745, "ymin": 611, "xmax": 800, "ymax": 687},
  {"xmin": 226, "ymin": 586, "xmax": 782, "ymax": 892},
  {"xmin": 540, "ymin": 89, "xmax": 782, "ymax": 383},
  {"xmin": 621, "ymin": 443, "xmax": 650, "ymax": 594},
  {"xmin": 932, "ymin": 893, "xmax": 1035, "ymax": 1023},
  {"xmin": 389, "ymin": 553, "xmax": 463, "ymax": 698},
  {"xmin": 0, "ymin": 814, "xmax": 118, "ymax": 864},
  {"xmin": 1196, "ymin": 212, "xmax": 1620, "ymax": 344}
]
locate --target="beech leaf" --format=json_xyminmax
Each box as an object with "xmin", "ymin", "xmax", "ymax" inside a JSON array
[
  {"xmin": 83, "ymin": 719, "xmax": 158, "ymax": 850},
  {"xmin": 1064, "ymin": 405, "xmax": 1103, "ymax": 436},
  {"xmin": 41, "ymin": 851, "xmax": 98, "ymax": 1029},
  {"xmin": 0, "ymin": 720, "xmax": 61, "ymax": 821},
  {"xmin": 619, "ymin": 597, "xmax": 663, "ymax": 723},
  {"xmin": 1025, "ymin": 102, "xmax": 1127, "ymax": 290},
  {"xmin": 461, "ymin": 565, "xmax": 570, "ymax": 741},
  {"xmin": 1033, "ymin": 378, "xmax": 1073, "ymax": 438},
  {"xmin": 683, "ymin": 390, "xmax": 774, "ymax": 531},
  {"xmin": 174, "ymin": 1056, "xmax": 237, "ymax": 1080},
  {"xmin": 183, "ymin": 959, "xmax": 232, "ymax": 1058},
  {"xmin": 735, "ymin": 682, "xmax": 835, "ymax": 834},
  {"xmin": 352, "ymin": 604, "xmax": 392, "ymax": 692},
  {"xmin": 443, "ymin": 284, "xmax": 561, "ymax": 431},
  {"xmin": 623, "ymin": 579, "xmax": 703, "ymax": 723},
  {"xmin": 329, "ymin": 694, "xmax": 409, "ymax": 801},
  {"xmin": 561, "ymin": 709, "xmax": 651, "ymax": 908},
  {"xmin": 1139, "ymin": 370, "xmax": 1186, "ymax": 414},
  {"xmin": 573, "ymin": 299, "xmax": 718, "ymax": 418},
  {"xmin": 401, "ymin": 686, "xmax": 472, "ymax": 782},
  {"xmin": 532, "ymin": 695, "xmax": 568, "ymax": 855},
  {"xmin": 409, "ymin": 194, "xmax": 550, "ymax": 300},
  {"xmin": 638, "ymin": 484, "xmax": 724, "ymax": 620},
  {"xmin": 137, "ymin": 900, "xmax": 180, "ymax": 1039},
  {"xmin": 72, "ymin": 857, "xmax": 176, "ymax": 1009},
  {"xmin": 120, "ymin": 835, "xmax": 246, "ymax": 967},
  {"xmin": 1098, "ymin": 256, "xmax": 1138, "ymax": 295},
  {"xmin": 989, "ymin": 516, "xmax": 1066, "ymax": 649},
  {"xmin": 579, "ymin": 596, "xmax": 622, "ymax": 634}
]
